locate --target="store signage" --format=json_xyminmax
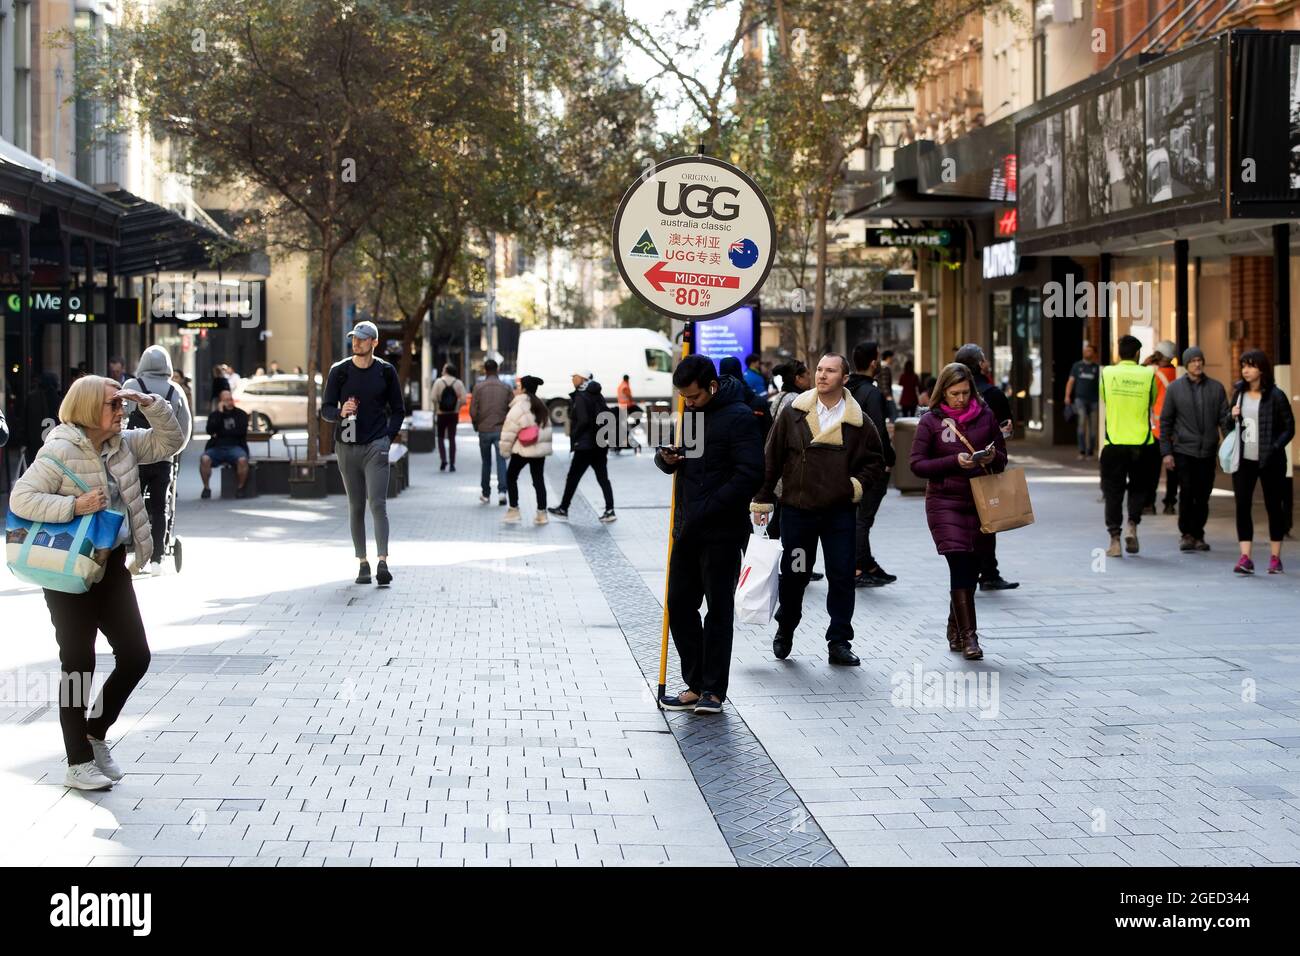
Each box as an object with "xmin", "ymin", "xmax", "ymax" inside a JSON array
[
  {"xmin": 982, "ymin": 241, "xmax": 1019, "ymax": 279},
  {"xmin": 150, "ymin": 279, "xmax": 259, "ymax": 329},
  {"xmin": 612, "ymin": 156, "xmax": 776, "ymax": 320},
  {"xmin": 695, "ymin": 305, "xmax": 757, "ymax": 367},
  {"xmin": 866, "ymin": 228, "xmax": 954, "ymax": 248},
  {"xmin": 2, "ymin": 290, "xmax": 94, "ymax": 322},
  {"xmin": 995, "ymin": 209, "xmax": 1017, "ymax": 237}
]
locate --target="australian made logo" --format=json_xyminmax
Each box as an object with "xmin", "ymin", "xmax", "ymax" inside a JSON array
[{"xmin": 629, "ymin": 230, "xmax": 659, "ymax": 258}]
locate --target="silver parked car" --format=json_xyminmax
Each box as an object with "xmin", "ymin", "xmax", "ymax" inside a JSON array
[{"xmin": 232, "ymin": 374, "xmax": 320, "ymax": 432}]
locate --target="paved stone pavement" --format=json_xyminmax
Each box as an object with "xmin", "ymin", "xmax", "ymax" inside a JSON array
[{"xmin": 2, "ymin": 423, "xmax": 1299, "ymax": 867}]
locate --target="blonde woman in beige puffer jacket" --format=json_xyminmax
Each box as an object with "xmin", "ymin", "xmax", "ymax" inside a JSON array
[{"xmin": 8, "ymin": 375, "xmax": 183, "ymax": 791}]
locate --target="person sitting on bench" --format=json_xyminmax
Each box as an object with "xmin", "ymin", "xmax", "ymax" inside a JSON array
[{"xmin": 201, "ymin": 389, "xmax": 250, "ymax": 499}]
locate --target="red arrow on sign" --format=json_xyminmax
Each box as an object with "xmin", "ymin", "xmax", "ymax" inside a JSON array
[{"xmin": 643, "ymin": 260, "xmax": 741, "ymax": 293}]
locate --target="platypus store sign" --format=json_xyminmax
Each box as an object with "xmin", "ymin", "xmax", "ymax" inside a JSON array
[{"xmin": 613, "ymin": 155, "xmax": 776, "ymax": 320}]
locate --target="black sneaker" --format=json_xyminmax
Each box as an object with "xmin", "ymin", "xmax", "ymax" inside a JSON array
[
  {"xmin": 440, "ymin": 461, "xmax": 447, "ymax": 471},
  {"xmin": 498, "ymin": 495, "xmax": 507, "ymax": 506},
  {"xmin": 355, "ymin": 561, "xmax": 372, "ymax": 585},
  {"xmin": 376, "ymin": 561, "xmax": 392, "ymax": 587},
  {"xmin": 1162, "ymin": 503, "xmax": 1177, "ymax": 515},
  {"xmin": 599, "ymin": 510, "xmax": 617, "ymax": 523},
  {"xmin": 773, "ymin": 631, "xmax": 793, "ymax": 660},
  {"xmin": 979, "ymin": 576, "xmax": 1020, "ymax": 591},
  {"xmin": 855, "ymin": 573, "xmax": 884, "ymax": 588},
  {"xmin": 867, "ymin": 565, "xmax": 898, "ymax": 584},
  {"xmin": 809, "ymin": 571, "xmax": 824, "ymax": 581},
  {"xmin": 449, "ymin": 464, "xmax": 456, "ymax": 472},
  {"xmin": 547, "ymin": 507, "xmax": 568, "ymax": 518},
  {"xmin": 200, "ymin": 488, "xmax": 212, "ymax": 500}
]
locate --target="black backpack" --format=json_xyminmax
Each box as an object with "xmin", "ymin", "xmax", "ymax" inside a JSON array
[
  {"xmin": 127, "ymin": 381, "xmax": 175, "ymax": 430},
  {"xmin": 438, "ymin": 379, "xmax": 459, "ymax": 412}
]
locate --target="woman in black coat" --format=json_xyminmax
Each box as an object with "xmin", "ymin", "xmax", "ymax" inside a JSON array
[{"xmin": 1230, "ymin": 350, "xmax": 1295, "ymax": 575}]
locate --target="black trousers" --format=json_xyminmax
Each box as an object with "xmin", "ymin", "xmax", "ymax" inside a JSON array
[
  {"xmin": 666, "ymin": 533, "xmax": 743, "ymax": 700},
  {"xmin": 1101, "ymin": 443, "xmax": 1157, "ymax": 535},
  {"xmin": 507, "ymin": 455, "xmax": 547, "ymax": 509},
  {"xmin": 1233, "ymin": 456, "xmax": 1290, "ymax": 543},
  {"xmin": 559, "ymin": 448, "xmax": 613, "ymax": 511},
  {"xmin": 854, "ymin": 474, "xmax": 890, "ymax": 573},
  {"xmin": 1150, "ymin": 446, "xmax": 1178, "ymax": 507},
  {"xmin": 436, "ymin": 412, "xmax": 458, "ymax": 464},
  {"xmin": 43, "ymin": 547, "xmax": 151, "ymax": 765},
  {"xmin": 138, "ymin": 460, "xmax": 170, "ymax": 558},
  {"xmin": 775, "ymin": 504, "xmax": 856, "ymax": 644},
  {"xmin": 945, "ymin": 551, "xmax": 980, "ymax": 590},
  {"xmin": 976, "ymin": 531, "xmax": 999, "ymax": 580},
  {"xmin": 1173, "ymin": 453, "xmax": 1216, "ymax": 541}
]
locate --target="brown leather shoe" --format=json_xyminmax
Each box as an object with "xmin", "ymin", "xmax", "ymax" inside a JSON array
[
  {"xmin": 946, "ymin": 597, "xmax": 962, "ymax": 652},
  {"xmin": 952, "ymin": 588, "xmax": 983, "ymax": 660}
]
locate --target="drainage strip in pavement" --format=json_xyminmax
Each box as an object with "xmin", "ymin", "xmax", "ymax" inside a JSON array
[{"xmin": 566, "ymin": 495, "xmax": 846, "ymax": 867}]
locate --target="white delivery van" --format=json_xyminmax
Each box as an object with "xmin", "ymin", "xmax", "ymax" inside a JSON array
[{"xmin": 515, "ymin": 328, "xmax": 675, "ymax": 425}]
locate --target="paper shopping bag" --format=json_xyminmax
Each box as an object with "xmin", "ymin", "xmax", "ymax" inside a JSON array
[
  {"xmin": 968, "ymin": 468, "xmax": 1034, "ymax": 534},
  {"xmin": 736, "ymin": 531, "xmax": 782, "ymax": 625}
]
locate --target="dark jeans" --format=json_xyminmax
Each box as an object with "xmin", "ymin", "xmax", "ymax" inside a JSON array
[
  {"xmin": 667, "ymin": 533, "xmax": 743, "ymax": 700},
  {"xmin": 436, "ymin": 412, "xmax": 459, "ymax": 465},
  {"xmin": 44, "ymin": 547, "xmax": 151, "ymax": 765},
  {"xmin": 1101, "ymin": 443, "xmax": 1157, "ymax": 535},
  {"xmin": 945, "ymin": 551, "xmax": 980, "ymax": 590},
  {"xmin": 1233, "ymin": 456, "xmax": 1289, "ymax": 542},
  {"xmin": 478, "ymin": 430, "xmax": 507, "ymax": 496},
  {"xmin": 775, "ymin": 503, "xmax": 856, "ymax": 645},
  {"xmin": 854, "ymin": 474, "xmax": 890, "ymax": 573},
  {"xmin": 138, "ymin": 460, "xmax": 171, "ymax": 558},
  {"xmin": 1074, "ymin": 400, "xmax": 1098, "ymax": 455},
  {"xmin": 559, "ymin": 448, "xmax": 614, "ymax": 511},
  {"xmin": 507, "ymin": 455, "xmax": 547, "ymax": 509},
  {"xmin": 1174, "ymin": 453, "xmax": 1216, "ymax": 540},
  {"xmin": 976, "ymin": 531, "xmax": 1000, "ymax": 580}
]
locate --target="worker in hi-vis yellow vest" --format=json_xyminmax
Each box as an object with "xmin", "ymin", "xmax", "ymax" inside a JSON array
[{"xmin": 1099, "ymin": 334, "xmax": 1160, "ymax": 558}]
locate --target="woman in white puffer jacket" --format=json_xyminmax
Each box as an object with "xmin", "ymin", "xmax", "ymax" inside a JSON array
[
  {"xmin": 9, "ymin": 375, "xmax": 184, "ymax": 791},
  {"xmin": 498, "ymin": 375, "xmax": 553, "ymax": 525}
]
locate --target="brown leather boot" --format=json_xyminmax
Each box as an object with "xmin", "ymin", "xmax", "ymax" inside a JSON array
[
  {"xmin": 952, "ymin": 588, "xmax": 983, "ymax": 660},
  {"xmin": 946, "ymin": 596, "xmax": 962, "ymax": 652}
]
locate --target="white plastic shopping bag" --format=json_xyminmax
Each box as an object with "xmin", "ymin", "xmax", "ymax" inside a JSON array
[{"xmin": 735, "ymin": 530, "xmax": 783, "ymax": 625}]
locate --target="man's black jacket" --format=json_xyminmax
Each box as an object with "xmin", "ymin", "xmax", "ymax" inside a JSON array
[
  {"xmin": 654, "ymin": 376, "xmax": 764, "ymax": 542},
  {"xmin": 846, "ymin": 372, "xmax": 895, "ymax": 469}
]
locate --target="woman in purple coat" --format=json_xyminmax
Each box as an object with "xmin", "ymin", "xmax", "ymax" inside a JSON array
[{"xmin": 909, "ymin": 363, "xmax": 1008, "ymax": 660}]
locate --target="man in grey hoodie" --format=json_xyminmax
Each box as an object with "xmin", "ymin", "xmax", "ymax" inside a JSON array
[{"xmin": 123, "ymin": 346, "xmax": 193, "ymax": 571}]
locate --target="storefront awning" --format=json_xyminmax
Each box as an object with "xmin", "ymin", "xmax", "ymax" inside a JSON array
[
  {"xmin": 99, "ymin": 187, "xmax": 234, "ymax": 276},
  {"xmin": 0, "ymin": 138, "xmax": 122, "ymax": 241}
]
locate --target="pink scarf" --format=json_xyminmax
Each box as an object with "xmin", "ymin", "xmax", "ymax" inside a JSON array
[{"xmin": 940, "ymin": 401, "xmax": 981, "ymax": 425}]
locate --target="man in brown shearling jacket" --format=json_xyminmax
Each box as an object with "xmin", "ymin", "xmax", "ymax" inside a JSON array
[{"xmin": 751, "ymin": 353, "xmax": 885, "ymax": 666}]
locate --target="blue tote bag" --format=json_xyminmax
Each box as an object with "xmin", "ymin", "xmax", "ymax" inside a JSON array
[{"xmin": 6, "ymin": 458, "xmax": 126, "ymax": 594}]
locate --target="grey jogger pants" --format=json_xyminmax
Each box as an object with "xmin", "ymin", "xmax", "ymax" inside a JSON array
[{"xmin": 337, "ymin": 437, "xmax": 391, "ymax": 559}]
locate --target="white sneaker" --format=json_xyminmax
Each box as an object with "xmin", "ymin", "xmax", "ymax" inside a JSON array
[
  {"xmin": 88, "ymin": 736, "xmax": 124, "ymax": 781},
  {"xmin": 534, "ymin": 512, "xmax": 548, "ymax": 526},
  {"xmin": 478, "ymin": 494, "xmax": 489, "ymax": 504},
  {"xmin": 149, "ymin": 560, "xmax": 163, "ymax": 576},
  {"xmin": 503, "ymin": 507, "xmax": 521, "ymax": 523},
  {"xmin": 65, "ymin": 760, "xmax": 113, "ymax": 791}
]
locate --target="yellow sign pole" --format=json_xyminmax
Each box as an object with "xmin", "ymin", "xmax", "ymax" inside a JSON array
[{"xmin": 657, "ymin": 321, "xmax": 692, "ymax": 708}]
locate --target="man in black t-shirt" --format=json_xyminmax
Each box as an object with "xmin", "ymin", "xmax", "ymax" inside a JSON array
[
  {"xmin": 1065, "ymin": 343, "xmax": 1101, "ymax": 459},
  {"xmin": 201, "ymin": 390, "xmax": 250, "ymax": 499},
  {"xmin": 321, "ymin": 320, "xmax": 407, "ymax": 586}
]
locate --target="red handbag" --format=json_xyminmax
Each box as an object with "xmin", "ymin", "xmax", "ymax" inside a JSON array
[{"xmin": 518, "ymin": 424, "xmax": 540, "ymax": 446}]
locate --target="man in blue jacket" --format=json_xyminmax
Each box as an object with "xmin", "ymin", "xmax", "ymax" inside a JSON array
[{"xmin": 655, "ymin": 355, "xmax": 764, "ymax": 715}]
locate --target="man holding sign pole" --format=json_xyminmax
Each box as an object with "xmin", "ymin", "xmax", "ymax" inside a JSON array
[{"xmin": 654, "ymin": 355, "xmax": 764, "ymax": 715}]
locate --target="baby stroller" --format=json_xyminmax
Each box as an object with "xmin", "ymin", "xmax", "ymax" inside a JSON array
[{"xmin": 139, "ymin": 453, "xmax": 184, "ymax": 572}]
